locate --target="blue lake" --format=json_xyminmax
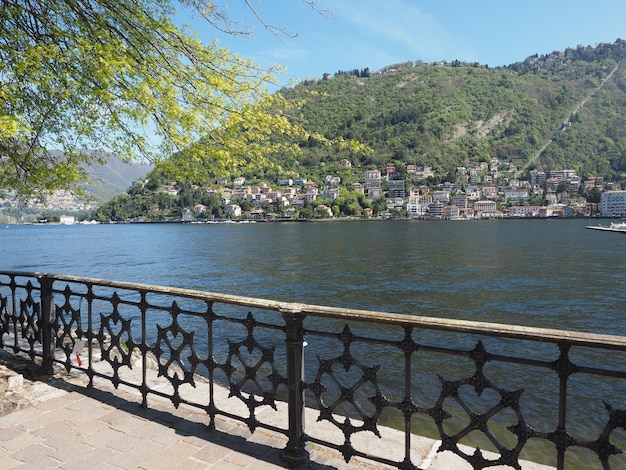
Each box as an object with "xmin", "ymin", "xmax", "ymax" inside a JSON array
[{"xmin": 2, "ymin": 218, "xmax": 624, "ymax": 334}]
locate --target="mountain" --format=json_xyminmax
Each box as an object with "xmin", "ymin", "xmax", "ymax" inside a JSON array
[
  {"xmin": 91, "ymin": 40, "xmax": 626, "ymax": 222},
  {"xmin": 82, "ymin": 154, "xmax": 153, "ymax": 202},
  {"xmin": 273, "ymin": 39, "xmax": 626, "ymax": 182},
  {"xmin": 0, "ymin": 153, "xmax": 152, "ymax": 223}
]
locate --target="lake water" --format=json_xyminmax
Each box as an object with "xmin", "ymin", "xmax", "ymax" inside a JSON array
[
  {"xmin": 2, "ymin": 219, "xmax": 626, "ymax": 468},
  {"xmin": 2, "ymin": 218, "xmax": 624, "ymax": 334}
]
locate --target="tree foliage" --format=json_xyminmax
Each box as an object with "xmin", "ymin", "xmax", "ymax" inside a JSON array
[{"xmin": 0, "ymin": 0, "xmax": 324, "ymax": 198}]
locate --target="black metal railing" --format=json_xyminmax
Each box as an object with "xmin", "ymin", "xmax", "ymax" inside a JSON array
[{"xmin": 1, "ymin": 271, "xmax": 625, "ymax": 469}]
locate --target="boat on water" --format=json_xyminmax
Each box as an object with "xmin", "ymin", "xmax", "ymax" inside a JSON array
[{"xmin": 585, "ymin": 221, "xmax": 626, "ymax": 233}]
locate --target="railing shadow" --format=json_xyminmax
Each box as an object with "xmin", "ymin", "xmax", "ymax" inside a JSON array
[{"xmin": 0, "ymin": 349, "xmax": 365, "ymax": 470}]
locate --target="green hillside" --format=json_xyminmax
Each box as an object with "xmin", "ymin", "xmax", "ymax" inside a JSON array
[
  {"xmin": 276, "ymin": 40, "xmax": 626, "ymax": 182},
  {"xmin": 93, "ymin": 40, "xmax": 626, "ymax": 221}
]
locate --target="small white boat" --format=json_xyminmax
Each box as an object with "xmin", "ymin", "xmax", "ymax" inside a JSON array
[{"xmin": 586, "ymin": 221, "xmax": 626, "ymax": 233}]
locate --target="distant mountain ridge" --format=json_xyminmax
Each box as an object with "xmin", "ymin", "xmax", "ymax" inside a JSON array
[{"xmin": 82, "ymin": 155, "xmax": 153, "ymax": 202}]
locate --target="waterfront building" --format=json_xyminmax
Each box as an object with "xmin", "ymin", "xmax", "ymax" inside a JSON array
[
  {"xmin": 406, "ymin": 202, "xmax": 427, "ymax": 216},
  {"xmin": 550, "ymin": 169, "xmax": 577, "ymax": 181},
  {"xmin": 387, "ymin": 180, "xmax": 405, "ymax": 198},
  {"xmin": 233, "ymin": 176, "xmax": 246, "ymax": 189},
  {"xmin": 320, "ymin": 187, "xmax": 340, "ymax": 200},
  {"xmin": 443, "ymin": 205, "xmax": 460, "ymax": 219},
  {"xmin": 465, "ymin": 186, "xmax": 481, "ymax": 200},
  {"xmin": 352, "ymin": 182, "xmax": 365, "ymax": 194},
  {"xmin": 427, "ymin": 202, "xmax": 444, "ymax": 218},
  {"xmin": 583, "ymin": 176, "xmax": 604, "ymax": 191},
  {"xmin": 193, "ymin": 204, "xmax": 206, "ymax": 216},
  {"xmin": 503, "ymin": 188, "xmax": 529, "ymax": 204},
  {"xmin": 364, "ymin": 169, "xmax": 382, "ymax": 189},
  {"xmin": 367, "ymin": 187, "xmax": 383, "ymax": 200},
  {"xmin": 325, "ymin": 175, "xmax": 341, "ymax": 186},
  {"xmin": 528, "ymin": 170, "xmax": 546, "ymax": 186},
  {"xmin": 385, "ymin": 164, "xmax": 395, "ymax": 178},
  {"xmin": 509, "ymin": 206, "xmax": 546, "ymax": 217},
  {"xmin": 283, "ymin": 187, "xmax": 298, "ymax": 198},
  {"xmin": 451, "ymin": 194, "xmax": 468, "ymax": 208},
  {"xmin": 482, "ymin": 186, "xmax": 498, "ymax": 199},
  {"xmin": 601, "ymin": 190, "xmax": 626, "ymax": 216},
  {"xmin": 304, "ymin": 187, "xmax": 319, "ymax": 202},
  {"xmin": 473, "ymin": 200, "xmax": 499, "ymax": 218},
  {"xmin": 432, "ymin": 190, "xmax": 449, "ymax": 204},
  {"xmin": 225, "ymin": 204, "xmax": 241, "ymax": 217}
]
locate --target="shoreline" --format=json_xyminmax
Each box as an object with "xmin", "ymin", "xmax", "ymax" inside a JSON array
[{"xmin": 3, "ymin": 215, "xmax": 621, "ymax": 226}]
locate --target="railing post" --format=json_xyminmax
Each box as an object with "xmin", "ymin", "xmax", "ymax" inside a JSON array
[
  {"xmin": 280, "ymin": 304, "xmax": 309, "ymax": 465},
  {"xmin": 39, "ymin": 275, "xmax": 55, "ymax": 375}
]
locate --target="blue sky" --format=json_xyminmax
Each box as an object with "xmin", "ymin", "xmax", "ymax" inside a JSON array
[{"xmin": 183, "ymin": 0, "xmax": 626, "ymax": 86}]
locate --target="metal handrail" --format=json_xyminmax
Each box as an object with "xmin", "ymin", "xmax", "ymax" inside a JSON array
[
  {"xmin": 1, "ymin": 270, "xmax": 625, "ymax": 470},
  {"xmin": 13, "ymin": 270, "xmax": 626, "ymax": 350}
]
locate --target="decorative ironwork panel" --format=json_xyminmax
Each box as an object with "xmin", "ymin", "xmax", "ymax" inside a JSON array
[
  {"xmin": 18, "ymin": 280, "xmax": 41, "ymax": 359},
  {"xmin": 97, "ymin": 292, "xmax": 137, "ymax": 387},
  {"xmin": 0, "ymin": 293, "xmax": 8, "ymax": 345},
  {"xmin": 153, "ymin": 301, "xmax": 204, "ymax": 407},
  {"xmin": 217, "ymin": 311, "xmax": 287, "ymax": 432},
  {"xmin": 431, "ymin": 341, "xmax": 529, "ymax": 469},
  {"xmin": 307, "ymin": 324, "xmax": 388, "ymax": 463},
  {"xmin": 53, "ymin": 284, "xmax": 85, "ymax": 372}
]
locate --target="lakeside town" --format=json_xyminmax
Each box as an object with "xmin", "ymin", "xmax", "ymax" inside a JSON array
[
  {"xmin": 3, "ymin": 158, "xmax": 626, "ymax": 224},
  {"xmin": 138, "ymin": 159, "xmax": 625, "ymax": 222}
]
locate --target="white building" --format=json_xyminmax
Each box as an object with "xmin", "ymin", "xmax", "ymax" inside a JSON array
[
  {"xmin": 601, "ymin": 190, "xmax": 626, "ymax": 217},
  {"xmin": 225, "ymin": 204, "xmax": 242, "ymax": 217}
]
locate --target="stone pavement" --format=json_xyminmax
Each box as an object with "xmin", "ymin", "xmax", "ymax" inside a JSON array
[{"xmin": 0, "ymin": 351, "xmax": 555, "ymax": 469}]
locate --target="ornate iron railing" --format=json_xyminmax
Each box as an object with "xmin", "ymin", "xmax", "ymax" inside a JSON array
[{"xmin": 1, "ymin": 271, "xmax": 625, "ymax": 470}]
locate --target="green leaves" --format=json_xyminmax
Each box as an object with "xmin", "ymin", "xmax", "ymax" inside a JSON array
[{"xmin": 0, "ymin": 0, "xmax": 308, "ymax": 198}]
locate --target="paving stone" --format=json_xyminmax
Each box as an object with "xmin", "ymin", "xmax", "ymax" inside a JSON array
[
  {"xmin": 43, "ymin": 436, "xmax": 95, "ymax": 462},
  {"xmin": 0, "ymin": 424, "xmax": 27, "ymax": 442},
  {"xmin": 105, "ymin": 438, "xmax": 167, "ymax": 468},
  {"xmin": 106, "ymin": 432, "xmax": 152, "ymax": 453},
  {"xmin": 0, "ymin": 405, "xmax": 44, "ymax": 428},
  {"xmin": 10, "ymin": 440, "xmax": 59, "ymax": 463},
  {"xmin": 137, "ymin": 441, "xmax": 201, "ymax": 469},
  {"xmin": 0, "ymin": 456, "xmax": 22, "ymax": 470},
  {"xmin": 0, "ymin": 430, "xmax": 43, "ymax": 453},
  {"xmin": 191, "ymin": 440, "xmax": 233, "ymax": 463},
  {"xmin": 224, "ymin": 447, "xmax": 258, "ymax": 467},
  {"xmin": 76, "ymin": 426, "xmax": 125, "ymax": 447},
  {"xmin": 11, "ymin": 454, "xmax": 61, "ymax": 468},
  {"xmin": 59, "ymin": 445, "xmax": 123, "ymax": 470}
]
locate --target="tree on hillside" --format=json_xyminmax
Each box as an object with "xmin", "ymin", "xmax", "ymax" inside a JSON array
[{"xmin": 0, "ymin": 0, "xmax": 327, "ymax": 198}]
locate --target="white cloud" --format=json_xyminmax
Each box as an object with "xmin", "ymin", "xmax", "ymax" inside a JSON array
[
  {"xmin": 267, "ymin": 46, "xmax": 311, "ymax": 62},
  {"xmin": 331, "ymin": 0, "xmax": 476, "ymax": 62}
]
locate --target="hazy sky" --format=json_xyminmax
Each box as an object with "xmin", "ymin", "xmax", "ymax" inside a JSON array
[{"xmin": 184, "ymin": 0, "xmax": 626, "ymax": 85}]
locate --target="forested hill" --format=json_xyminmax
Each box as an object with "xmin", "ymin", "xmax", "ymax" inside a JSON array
[
  {"xmin": 275, "ymin": 39, "xmax": 626, "ymax": 182},
  {"xmin": 92, "ymin": 40, "xmax": 626, "ymax": 222}
]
